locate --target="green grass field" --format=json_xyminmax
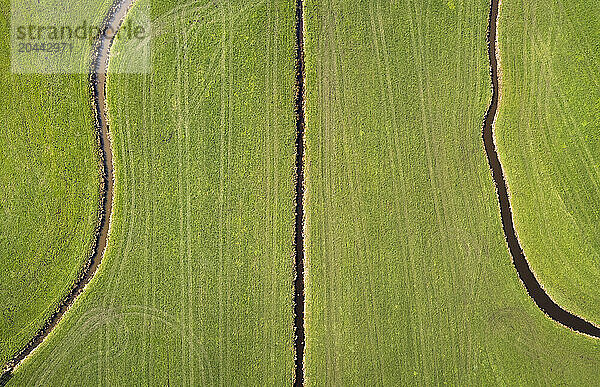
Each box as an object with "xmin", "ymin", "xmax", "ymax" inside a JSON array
[
  {"xmin": 495, "ymin": 0, "xmax": 600, "ymax": 326},
  {"xmin": 303, "ymin": 0, "xmax": 600, "ymax": 384},
  {"xmin": 9, "ymin": 0, "xmax": 297, "ymax": 384},
  {"xmin": 0, "ymin": 0, "xmax": 111, "ymax": 367},
  {"xmin": 4, "ymin": 0, "xmax": 600, "ymax": 384}
]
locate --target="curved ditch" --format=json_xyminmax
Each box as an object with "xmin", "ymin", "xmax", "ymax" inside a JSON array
[
  {"xmin": 482, "ymin": 0, "xmax": 600, "ymax": 337},
  {"xmin": 1, "ymin": 0, "xmax": 135, "ymax": 383}
]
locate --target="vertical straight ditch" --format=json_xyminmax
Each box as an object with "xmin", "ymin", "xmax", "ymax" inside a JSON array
[{"xmin": 293, "ymin": 0, "xmax": 306, "ymax": 385}]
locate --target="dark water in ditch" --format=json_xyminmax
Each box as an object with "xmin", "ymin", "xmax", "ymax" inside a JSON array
[{"xmin": 293, "ymin": 0, "xmax": 306, "ymax": 385}]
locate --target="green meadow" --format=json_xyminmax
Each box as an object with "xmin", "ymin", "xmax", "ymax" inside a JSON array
[
  {"xmin": 0, "ymin": 0, "xmax": 111, "ymax": 367},
  {"xmin": 495, "ymin": 0, "xmax": 600, "ymax": 326},
  {"xmin": 4, "ymin": 0, "xmax": 600, "ymax": 384},
  {"xmin": 303, "ymin": 0, "xmax": 600, "ymax": 384},
  {"xmin": 9, "ymin": 0, "xmax": 297, "ymax": 384}
]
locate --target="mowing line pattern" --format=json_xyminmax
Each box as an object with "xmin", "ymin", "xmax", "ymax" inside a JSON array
[
  {"xmin": 0, "ymin": 0, "xmax": 134, "ymax": 383},
  {"xmin": 482, "ymin": 0, "xmax": 600, "ymax": 338},
  {"xmin": 294, "ymin": 0, "xmax": 306, "ymax": 385}
]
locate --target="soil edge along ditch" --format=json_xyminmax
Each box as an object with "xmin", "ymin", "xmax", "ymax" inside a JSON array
[
  {"xmin": 482, "ymin": 0, "xmax": 600, "ymax": 337},
  {"xmin": 1, "ymin": 0, "xmax": 135, "ymax": 383}
]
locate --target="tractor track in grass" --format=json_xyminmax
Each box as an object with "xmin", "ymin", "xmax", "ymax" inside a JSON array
[
  {"xmin": 1, "ymin": 0, "xmax": 134, "ymax": 383},
  {"xmin": 482, "ymin": 0, "xmax": 600, "ymax": 337}
]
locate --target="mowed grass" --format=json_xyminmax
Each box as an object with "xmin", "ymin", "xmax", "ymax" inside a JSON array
[
  {"xmin": 303, "ymin": 0, "xmax": 600, "ymax": 384},
  {"xmin": 9, "ymin": 0, "xmax": 297, "ymax": 384},
  {"xmin": 495, "ymin": 0, "xmax": 600, "ymax": 325},
  {"xmin": 0, "ymin": 0, "xmax": 111, "ymax": 367}
]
